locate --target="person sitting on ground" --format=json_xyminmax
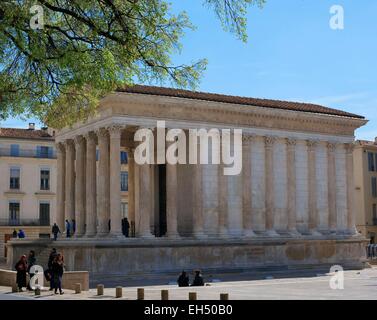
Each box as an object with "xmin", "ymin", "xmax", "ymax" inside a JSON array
[
  {"xmin": 191, "ymin": 270, "xmax": 205, "ymax": 286},
  {"xmin": 17, "ymin": 229, "xmax": 25, "ymax": 239},
  {"xmin": 15, "ymin": 255, "xmax": 28, "ymax": 292},
  {"xmin": 12, "ymin": 229, "xmax": 17, "ymax": 238},
  {"xmin": 177, "ymin": 271, "xmax": 190, "ymax": 287}
]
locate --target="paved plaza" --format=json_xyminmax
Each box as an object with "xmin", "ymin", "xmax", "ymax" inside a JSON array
[{"xmin": 1, "ymin": 267, "xmax": 377, "ymax": 300}]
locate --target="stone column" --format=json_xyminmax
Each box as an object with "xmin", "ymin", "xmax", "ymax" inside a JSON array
[
  {"xmin": 345, "ymin": 143, "xmax": 357, "ymax": 235},
  {"xmin": 127, "ymin": 148, "xmax": 135, "ymax": 237},
  {"xmin": 136, "ymin": 162, "xmax": 153, "ymax": 238},
  {"xmin": 109, "ymin": 125, "xmax": 123, "ymax": 237},
  {"xmin": 307, "ymin": 140, "xmax": 321, "ymax": 236},
  {"xmin": 242, "ymin": 135, "xmax": 256, "ymax": 237},
  {"xmin": 264, "ymin": 136, "xmax": 279, "ymax": 236},
  {"xmin": 166, "ymin": 140, "xmax": 180, "ymax": 238},
  {"xmin": 84, "ymin": 132, "xmax": 97, "ymax": 237},
  {"xmin": 56, "ymin": 143, "xmax": 66, "ymax": 231},
  {"xmin": 64, "ymin": 139, "xmax": 75, "ymax": 227},
  {"xmin": 97, "ymin": 128, "xmax": 110, "ymax": 236},
  {"xmin": 327, "ymin": 142, "xmax": 337, "ymax": 233},
  {"xmin": 286, "ymin": 138, "xmax": 300, "ymax": 235},
  {"xmin": 193, "ymin": 140, "xmax": 206, "ymax": 238},
  {"xmin": 74, "ymin": 136, "xmax": 86, "ymax": 237},
  {"xmin": 218, "ymin": 161, "xmax": 228, "ymax": 237}
]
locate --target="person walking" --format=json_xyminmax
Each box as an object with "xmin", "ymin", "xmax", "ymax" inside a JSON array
[
  {"xmin": 65, "ymin": 220, "xmax": 71, "ymax": 238},
  {"xmin": 51, "ymin": 253, "xmax": 64, "ymax": 295},
  {"xmin": 26, "ymin": 250, "xmax": 36, "ymax": 290},
  {"xmin": 177, "ymin": 271, "xmax": 190, "ymax": 287},
  {"xmin": 47, "ymin": 248, "xmax": 57, "ymax": 290},
  {"xmin": 51, "ymin": 223, "xmax": 61, "ymax": 241},
  {"xmin": 15, "ymin": 255, "xmax": 28, "ymax": 292},
  {"xmin": 191, "ymin": 270, "xmax": 205, "ymax": 286}
]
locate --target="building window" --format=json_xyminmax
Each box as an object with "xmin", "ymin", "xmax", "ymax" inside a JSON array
[
  {"xmin": 121, "ymin": 202, "xmax": 128, "ymax": 218},
  {"xmin": 372, "ymin": 177, "xmax": 377, "ymax": 198},
  {"xmin": 40, "ymin": 169, "xmax": 50, "ymax": 190},
  {"xmin": 10, "ymin": 144, "xmax": 20, "ymax": 157},
  {"xmin": 121, "ymin": 151, "xmax": 128, "ymax": 164},
  {"xmin": 373, "ymin": 204, "xmax": 377, "ymax": 226},
  {"xmin": 10, "ymin": 167, "xmax": 20, "ymax": 190},
  {"xmin": 39, "ymin": 202, "xmax": 50, "ymax": 226},
  {"xmin": 36, "ymin": 146, "xmax": 52, "ymax": 158},
  {"xmin": 121, "ymin": 171, "xmax": 128, "ymax": 191},
  {"xmin": 9, "ymin": 201, "xmax": 20, "ymax": 225},
  {"xmin": 368, "ymin": 152, "xmax": 375, "ymax": 172}
]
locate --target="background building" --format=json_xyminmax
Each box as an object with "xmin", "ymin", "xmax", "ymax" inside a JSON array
[
  {"xmin": 0, "ymin": 124, "xmax": 57, "ymax": 259},
  {"xmin": 354, "ymin": 139, "xmax": 377, "ymax": 242}
]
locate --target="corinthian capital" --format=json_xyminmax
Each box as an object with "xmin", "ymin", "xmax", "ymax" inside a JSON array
[
  {"xmin": 74, "ymin": 135, "xmax": 85, "ymax": 146},
  {"xmin": 264, "ymin": 136, "xmax": 277, "ymax": 147},
  {"xmin": 327, "ymin": 142, "xmax": 338, "ymax": 152},
  {"xmin": 286, "ymin": 138, "xmax": 297, "ymax": 147},
  {"xmin": 306, "ymin": 139, "xmax": 319, "ymax": 150},
  {"xmin": 96, "ymin": 127, "xmax": 109, "ymax": 139},
  {"xmin": 345, "ymin": 143, "xmax": 355, "ymax": 154},
  {"xmin": 108, "ymin": 125, "xmax": 124, "ymax": 137}
]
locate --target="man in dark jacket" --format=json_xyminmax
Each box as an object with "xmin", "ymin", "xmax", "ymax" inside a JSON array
[
  {"xmin": 177, "ymin": 271, "xmax": 190, "ymax": 287},
  {"xmin": 191, "ymin": 270, "xmax": 205, "ymax": 286},
  {"xmin": 52, "ymin": 223, "xmax": 61, "ymax": 241},
  {"xmin": 124, "ymin": 218, "xmax": 130, "ymax": 237},
  {"xmin": 65, "ymin": 220, "xmax": 71, "ymax": 238},
  {"xmin": 47, "ymin": 248, "xmax": 57, "ymax": 290}
]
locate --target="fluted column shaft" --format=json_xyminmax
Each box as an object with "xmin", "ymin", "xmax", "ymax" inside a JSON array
[
  {"xmin": 109, "ymin": 126, "xmax": 123, "ymax": 237},
  {"xmin": 166, "ymin": 140, "xmax": 180, "ymax": 238},
  {"xmin": 136, "ymin": 162, "xmax": 153, "ymax": 238},
  {"xmin": 85, "ymin": 132, "xmax": 97, "ymax": 237},
  {"xmin": 307, "ymin": 140, "xmax": 321, "ymax": 235},
  {"xmin": 242, "ymin": 135, "xmax": 256, "ymax": 237},
  {"xmin": 97, "ymin": 128, "xmax": 110, "ymax": 236},
  {"xmin": 345, "ymin": 143, "xmax": 357, "ymax": 234},
  {"xmin": 218, "ymin": 161, "xmax": 228, "ymax": 237},
  {"xmin": 74, "ymin": 136, "xmax": 86, "ymax": 237},
  {"xmin": 286, "ymin": 138, "xmax": 299, "ymax": 234},
  {"xmin": 193, "ymin": 140, "xmax": 205, "ymax": 238},
  {"xmin": 56, "ymin": 143, "xmax": 66, "ymax": 231},
  {"xmin": 264, "ymin": 136, "xmax": 278, "ymax": 236},
  {"xmin": 64, "ymin": 140, "xmax": 75, "ymax": 226},
  {"xmin": 127, "ymin": 149, "xmax": 135, "ymax": 237},
  {"xmin": 327, "ymin": 143, "xmax": 337, "ymax": 233}
]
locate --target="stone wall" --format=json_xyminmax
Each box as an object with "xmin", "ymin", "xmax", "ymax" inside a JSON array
[
  {"xmin": 0, "ymin": 268, "xmax": 89, "ymax": 291},
  {"xmin": 6, "ymin": 238, "xmax": 369, "ymax": 281}
]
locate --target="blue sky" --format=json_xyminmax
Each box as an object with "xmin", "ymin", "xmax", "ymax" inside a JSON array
[{"xmin": 2, "ymin": 0, "xmax": 377, "ymax": 140}]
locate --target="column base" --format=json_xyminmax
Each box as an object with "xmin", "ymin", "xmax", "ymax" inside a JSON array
[
  {"xmin": 218, "ymin": 227, "xmax": 229, "ymax": 238},
  {"xmin": 165, "ymin": 233, "xmax": 181, "ymax": 239},
  {"xmin": 264, "ymin": 229, "xmax": 280, "ymax": 237},
  {"xmin": 107, "ymin": 232, "xmax": 125, "ymax": 239},
  {"xmin": 193, "ymin": 230, "xmax": 207, "ymax": 239},
  {"xmin": 288, "ymin": 229, "xmax": 301, "ymax": 237},
  {"xmin": 309, "ymin": 229, "xmax": 323, "ymax": 237},
  {"xmin": 243, "ymin": 229, "xmax": 258, "ymax": 238},
  {"xmin": 138, "ymin": 232, "xmax": 155, "ymax": 239}
]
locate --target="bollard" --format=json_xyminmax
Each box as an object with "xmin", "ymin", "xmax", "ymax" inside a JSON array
[
  {"xmin": 75, "ymin": 283, "xmax": 82, "ymax": 294},
  {"xmin": 35, "ymin": 287, "xmax": 41, "ymax": 296},
  {"xmin": 97, "ymin": 284, "xmax": 104, "ymax": 296},
  {"xmin": 137, "ymin": 288, "xmax": 145, "ymax": 300},
  {"xmin": 116, "ymin": 286, "xmax": 123, "ymax": 298},
  {"xmin": 12, "ymin": 283, "xmax": 18, "ymax": 293},
  {"xmin": 161, "ymin": 289, "xmax": 169, "ymax": 300},
  {"xmin": 220, "ymin": 293, "xmax": 229, "ymax": 300},
  {"xmin": 189, "ymin": 292, "xmax": 197, "ymax": 300}
]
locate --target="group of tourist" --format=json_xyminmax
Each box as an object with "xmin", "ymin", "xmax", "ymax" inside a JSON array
[
  {"xmin": 12, "ymin": 229, "xmax": 26, "ymax": 239},
  {"xmin": 14, "ymin": 248, "xmax": 65, "ymax": 294},
  {"xmin": 177, "ymin": 270, "xmax": 205, "ymax": 287}
]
